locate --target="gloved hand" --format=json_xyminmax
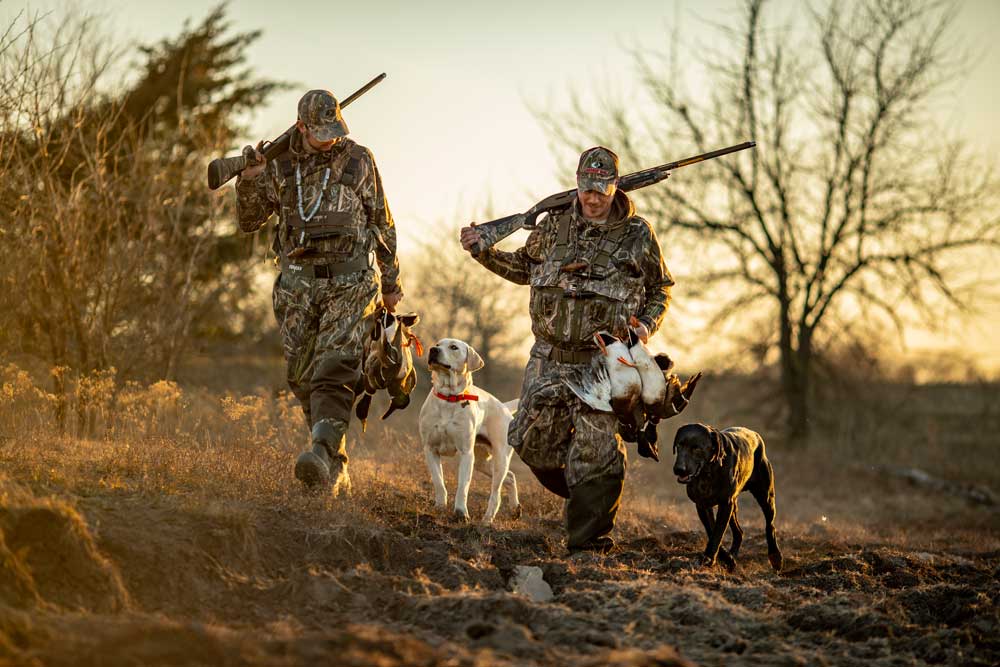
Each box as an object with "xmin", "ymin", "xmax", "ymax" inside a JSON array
[{"xmin": 241, "ymin": 141, "xmax": 266, "ymax": 179}]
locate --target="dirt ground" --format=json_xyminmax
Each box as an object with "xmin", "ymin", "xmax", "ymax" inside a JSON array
[{"xmin": 1, "ymin": 409, "xmax": 997, "ymax": 667}]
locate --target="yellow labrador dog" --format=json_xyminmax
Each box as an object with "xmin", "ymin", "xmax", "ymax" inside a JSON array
[{"xmin": 420, "ymin": 338, "xmax": 520, "ymax": 524}]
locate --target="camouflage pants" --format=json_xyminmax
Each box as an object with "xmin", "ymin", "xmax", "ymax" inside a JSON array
[
  {"xmin": 272, "ymin": 268, "xmax": 380, "ymax": 429},
  {"xmin": 509, "ymin": 344, "xmax": 627, "ymax": 489}
]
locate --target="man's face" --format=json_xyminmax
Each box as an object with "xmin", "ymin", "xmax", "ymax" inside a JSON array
[
  {"xmin": 578, "ymin": 185, "xmax": 616, "ymax": 221},
  {"xmin": 296, "ymin": 120, "xmax": 338, "ymax": 152}
]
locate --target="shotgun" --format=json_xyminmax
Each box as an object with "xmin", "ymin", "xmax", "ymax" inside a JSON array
[
  {"xmin": 471, "ymin": 141, "xmax": 756, "ymax": 255},
  {"xmin": 207, "ymin": 73, "xmax": 387, "ymax": 190}
]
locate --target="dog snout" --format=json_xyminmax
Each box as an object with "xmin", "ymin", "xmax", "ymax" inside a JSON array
[
  {"xmin": 673, "ymin": 463, "xmax": 687, "ymax": 476},
  {"xmin": 428, "ymin": 347, "xmax": 441, "ymax": 363}
]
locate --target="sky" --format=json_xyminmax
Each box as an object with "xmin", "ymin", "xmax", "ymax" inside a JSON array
[{"xmin": 7, "ymin": 0, "xmax": 1000, "ymax": 375}]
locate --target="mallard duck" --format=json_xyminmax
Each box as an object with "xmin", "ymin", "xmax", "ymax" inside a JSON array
[{"xmin": 356, "ymin": 311, "xmax": 423, "ymax": 428}]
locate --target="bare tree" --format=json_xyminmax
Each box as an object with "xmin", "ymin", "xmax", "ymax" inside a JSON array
[
  {"xmin": 0, "ymin": 7, "xmax": 281, "ymax": 427},
  {"xmin": 0, "ymin": 8, "xmax": 279, "ymax": 375},
  {"xmin": 537, "ymin": 0, "xmax": 1000, "ymax": 440}
]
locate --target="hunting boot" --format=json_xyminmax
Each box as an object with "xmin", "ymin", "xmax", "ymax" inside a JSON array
[
  {"xmin": 295, "ymin": 419, "xmax": 351, "ymax": 496},
  {"xmin": 566, "ymin": 473, "xmax": 625, "ymax": 553}
]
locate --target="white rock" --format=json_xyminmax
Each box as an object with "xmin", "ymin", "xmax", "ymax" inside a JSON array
[{"xmin": 511, "ymin": 565, "xmax": 553, "ymax": 603}]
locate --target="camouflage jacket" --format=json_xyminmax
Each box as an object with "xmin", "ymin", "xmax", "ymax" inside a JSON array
[
  {"xmin": 475, "ymin": 191, "xmax": 673, "ymax": 349},
  {"xmin": 235, "ymin": 132, "xmax": 402, "ymax": 295}
]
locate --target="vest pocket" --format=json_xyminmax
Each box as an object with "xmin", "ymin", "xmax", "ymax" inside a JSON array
[
  {"xmin": 530, "ymin": 288, "xmax": 561, "ymax": 342},
  {"xmin": 531, "ymin": 288, "xmax": 627, "ymax": 346},
  {"xmin": 584, "ymin": 298, "xmax": 628, "ymax": 340}
]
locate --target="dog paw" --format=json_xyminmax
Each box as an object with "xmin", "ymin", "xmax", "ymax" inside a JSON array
[
  {"xmin": 509, "ymin": 504, "xmax": 522, "ymax": 521},
  {"xmin": 700, "ymin": 554, "xmax": 717, "ymax": 569},
  {"xmin": 718, "ymin": 551, "xmax": 738, "ymax": 573},
  {"xmin": 769, "ymin": 551, "xmax": 784, "ymax": 573},
  {"xmin": 453, "ymin": 509, "xmax": 471, "ymax": 524}
]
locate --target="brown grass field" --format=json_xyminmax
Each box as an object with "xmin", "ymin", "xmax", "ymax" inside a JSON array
[{"xmin": 0, "ymin": 358, "xmax": 997, "ymax": 666}]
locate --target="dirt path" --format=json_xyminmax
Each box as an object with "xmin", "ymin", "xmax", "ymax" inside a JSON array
[{"xmin": 2, "ymin": 455, "xmax": 997, "ymax": 667}]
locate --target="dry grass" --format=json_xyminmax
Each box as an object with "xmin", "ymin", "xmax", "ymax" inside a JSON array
[
  {"xmin": 0, "ymin": 362, "xmax": 997, "ymax": 666},
  {"xmin": 2, "ymin": 360, "xmax": 996, "ymax": 548}
]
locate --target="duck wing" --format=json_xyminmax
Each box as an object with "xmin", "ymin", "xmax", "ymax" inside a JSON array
[{"xmin": 565, "ymin": 364, "xmax": 614, "ymax": 413}]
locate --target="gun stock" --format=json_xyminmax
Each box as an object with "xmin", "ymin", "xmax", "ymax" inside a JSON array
[
  {"xmin": 471, "ymin": 141, "xmax": 755, "ymax": 254},
  {"xmin": 470, "ymin": 213, "xmax": 528, "ymax": 256},
  {"xmin": 207, "ymin": 73, "xmax": 387, "ymax": 190},
  {"xmin": 207, "ymin": 155, "xmax": 249, "ymax": 191},
  {"xmin": 470, "ymin": 189, "xmax": 577, "ymax": 256}
]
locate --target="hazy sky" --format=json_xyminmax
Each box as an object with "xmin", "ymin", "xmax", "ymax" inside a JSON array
[{"xmin": 8, "ymin": 0, "xmax": 1000, "ymax": 373}]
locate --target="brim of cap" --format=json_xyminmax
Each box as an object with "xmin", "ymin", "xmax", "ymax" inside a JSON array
[
  {"xmin": 577, "ymin": 176, "xmax": 615, "ymax": 195},
  {"xmin": 308, "ymin": 119, "xmax": 349, "ymax": 141}
]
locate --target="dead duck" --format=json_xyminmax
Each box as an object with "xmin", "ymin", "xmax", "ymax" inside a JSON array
[
  {"xmin": 625, "ymin": 326, "xmax": 668, "ymax": 416},
  {"xmin": 661, "ymin": 371, "xmax": 703, "ymax": 418},
  {"xmin": 355, "ymin": 311, "xmax": 423, "ymax": 429},
  {"xmin": 593, "ymin": 331, "xmax": 642, "ymax": 426}
]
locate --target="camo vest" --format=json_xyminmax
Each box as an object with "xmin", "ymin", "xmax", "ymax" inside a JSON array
[
  {"xmin": 528, "ymin": 204, "xmax": 647, "ymax": 350},
  {"xmin": 272, "ymin": 139, "xmax": 369, "ymax": 263}
]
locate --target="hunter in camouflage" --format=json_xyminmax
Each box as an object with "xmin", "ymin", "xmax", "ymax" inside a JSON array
[
  {"xmin": 236, "ymin": 89, "xmax": 403, "ymax": 495},
  {"xmin": 461, "ymin": 146, "xmax": 674, "ymax": 551}
]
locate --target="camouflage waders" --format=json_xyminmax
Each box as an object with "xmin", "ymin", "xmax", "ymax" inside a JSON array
[
  {"xmin": 509, "ymin": 343, "xmax": 627, "ymax": 551},
  {"xmin": 475, "ymin": 180, "xmax": 674, "ymax": 551},
  {"xmin": 235, "ymin": 116, "xmax": 402, "ymax": 494}
]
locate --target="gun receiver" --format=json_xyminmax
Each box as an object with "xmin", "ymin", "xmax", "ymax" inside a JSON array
[
  {"xmin": 207, "ymin": 73, "xmax": 387, "ymax": 190},
  {"xmin": 471, "ymin": 141, "xmax": 756, "ymax": 255}
]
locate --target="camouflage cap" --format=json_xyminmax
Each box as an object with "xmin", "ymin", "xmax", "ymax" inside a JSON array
[
  {"xmin": 297, "ymin": 89, "xmax": 349, "ymax": 142},
  {"xmin": 576, "ymin": 146, "xmax": 620, "ymax": 195}
]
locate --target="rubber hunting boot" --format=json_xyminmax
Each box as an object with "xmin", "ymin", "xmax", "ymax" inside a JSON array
[
  {"xmin": 566, "ymin": 474, "xmax": 625, "ymax": 553},
  {"xmin": 295, "ymin": 420, "xmax": 349, "ymax": 495}
]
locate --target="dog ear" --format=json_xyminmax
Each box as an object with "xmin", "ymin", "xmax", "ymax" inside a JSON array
[
  {"xmin": 709, "ymin": 429, "xmax": 724, "ymax": 466},
  {"xmin": 465, "ymin": 345, "xmax": 485, "ymax": 373}
]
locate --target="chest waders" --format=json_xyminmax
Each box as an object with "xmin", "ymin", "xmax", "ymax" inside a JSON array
[
  {"xmin": 274, "ymin": 143, "xmax": 373, "ymax": 497},
  {"xmin": 519, "ymin": 207, "xmax": 646, "ymax": 552}
]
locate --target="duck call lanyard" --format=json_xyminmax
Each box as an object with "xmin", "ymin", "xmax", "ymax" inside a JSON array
[{"xmin": 296, "ymin": 163, "xmax": 331, "ymax": 222}]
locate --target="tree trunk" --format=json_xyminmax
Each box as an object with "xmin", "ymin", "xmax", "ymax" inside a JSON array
[
  {"xmin": 776, "ymin": 274, "xmax": 812, "ymax": 442},
  {"xmin": 781, "ymin": 329, "xmax": 813, "ymax": 443},
  {"xmin": 785, "ymin": 360, "xmax": 811, "ymax": 442}
]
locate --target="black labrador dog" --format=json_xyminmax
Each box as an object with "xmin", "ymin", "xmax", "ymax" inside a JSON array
[{"xmin": 672, "ymin": 423, "xmax": 783, "ymax": 572}]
